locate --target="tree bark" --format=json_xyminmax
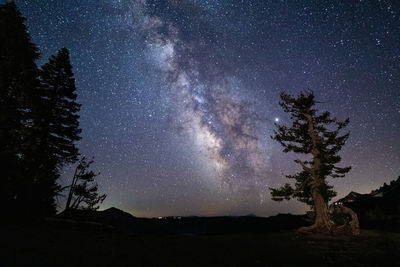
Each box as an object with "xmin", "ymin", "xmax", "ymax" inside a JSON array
[
  {"xmin": 299, "ymin": 189, "xmax": 333, "ymax": 233},
  {"xmin": 312, "ymin": 189, "xmax": 332, "ymax": 228},
  {"xmin": 298, "ymin": 112, "xmax": 333, "ymax": 233}
]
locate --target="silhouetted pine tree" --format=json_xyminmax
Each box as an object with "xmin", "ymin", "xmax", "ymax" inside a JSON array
[
  {"xmin": 270, "ymin": 91, "xmax": 354, "ymax": 234},
  {"xmin": 1, "ymin": 2, "xmax": 83, "ymax": 218},
  {"xmin": 26, "ymin": 48, "xmax": 82, "ymax": 216},
  {"xmin": 0, "ymin": 2, "xmax": 40, "ymax": 217}
]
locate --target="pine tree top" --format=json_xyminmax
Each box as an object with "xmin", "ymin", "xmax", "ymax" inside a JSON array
[{"xmin": 0, "ymin": 2, "xmax": 40, "ymax": 65}]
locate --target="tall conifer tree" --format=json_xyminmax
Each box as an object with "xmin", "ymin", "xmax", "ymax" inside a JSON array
[
  {"xmin": 0, "ymin": 2, "xmax": 40, "ymax": 217},
  {"xmin": 28, "ymin": 48, "xmax": 82, "ymax": 215},
  {"xmin": 38, "ymin": 48, "xmax": 81, "ymax": 166}
]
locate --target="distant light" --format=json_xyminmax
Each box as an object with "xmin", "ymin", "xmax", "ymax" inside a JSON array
[{"xmin": 275, "ymin": 118, "xmax": 279, "ymax": 122}]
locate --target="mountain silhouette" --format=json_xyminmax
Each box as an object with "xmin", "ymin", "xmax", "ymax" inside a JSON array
[{"xmin": 336, "ymin": 176, "xmax": 400, "ymax": 230}]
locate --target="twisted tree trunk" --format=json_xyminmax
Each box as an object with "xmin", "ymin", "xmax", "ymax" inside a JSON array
[
  {"xmin": 297, "ymin": 112, "xmax": 333, "ymax": 233},
  {"xmin": 299, "ymin": 189, "xmax": 333, "ymax": 233}
]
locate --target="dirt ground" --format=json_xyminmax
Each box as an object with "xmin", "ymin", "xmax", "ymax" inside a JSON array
[{"xmin": 1, "ymin": 222, "xmax": 400, "ymax": 266}]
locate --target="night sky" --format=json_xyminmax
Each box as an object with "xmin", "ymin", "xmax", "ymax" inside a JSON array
[{"xmin": 12, "ymin": 0, "xmax": 400, "ymax": 217}]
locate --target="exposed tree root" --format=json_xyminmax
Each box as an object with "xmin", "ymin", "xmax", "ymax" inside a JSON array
[
  {"xmin": 298, "ymin": 222, "xmax": 333, "ymax": 234},
  {"xmin": 298, "ymin": 204, "xmax": 360, "ymax": 236},
  {"xmin": 329, "ymin": 204, "xmax": 360, "ymax": 236}
]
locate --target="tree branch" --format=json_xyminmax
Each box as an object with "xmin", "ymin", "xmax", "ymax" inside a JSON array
[{"xmin": 294, "ymin": 159, "xmax": 312, "ymax": 174}]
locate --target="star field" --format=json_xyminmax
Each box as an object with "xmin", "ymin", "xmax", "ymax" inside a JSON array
[{"xmin": 13, "ymin": 0, "xmax": 400, "ymax": 217}]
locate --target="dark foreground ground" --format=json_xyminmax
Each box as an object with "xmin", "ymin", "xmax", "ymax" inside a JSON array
[{"xmin": 2, "ymin": 221, "xmax": 400, "ymax": 267}]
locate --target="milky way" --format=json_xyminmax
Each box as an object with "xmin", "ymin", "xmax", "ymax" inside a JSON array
[
  {"xmin": 14, "ymin": 0, "xmax": 400, "ymax": 217},
  {"xmin": 137, "ymin": 2, "xmax": 271, "ymax": 198}
]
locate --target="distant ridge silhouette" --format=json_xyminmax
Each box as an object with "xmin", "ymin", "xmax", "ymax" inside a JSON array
[
  {"xmin": 57, "ymin": 208, "xmax": 310, "ymax": 235},
  {"xmin": 335, "ymin": 176, "xmax": 400, "ymax": 231}
]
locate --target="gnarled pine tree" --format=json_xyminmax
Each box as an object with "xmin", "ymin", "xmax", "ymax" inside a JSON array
[{"xmin": 270, "ymin": 91, "xmax": 357, "ymax": 234}]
